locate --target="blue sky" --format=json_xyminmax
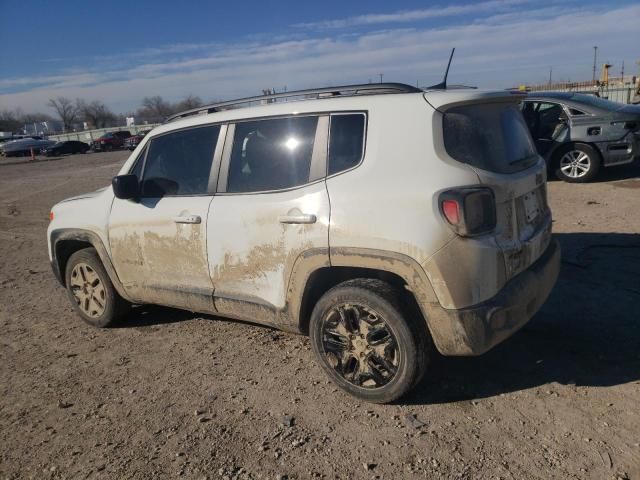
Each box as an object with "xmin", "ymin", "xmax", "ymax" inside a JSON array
[{"xmin": 1, "ymin": 0, "xmax": 638, "ymax": 113}]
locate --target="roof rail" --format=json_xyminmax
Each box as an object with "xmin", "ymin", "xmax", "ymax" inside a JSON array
[{"xmin": 164, "ymin": 82, "xmax": 422, "ymax": 123}]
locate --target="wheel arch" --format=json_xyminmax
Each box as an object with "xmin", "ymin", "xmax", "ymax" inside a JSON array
[
  {"xmin": 549, "ymin": 140, "xmax": 604, "ymax": 167},
  {"xmin": 288, "ymin": 247, "xmax": 441, "ymax": 339},
  {"xmin": 50, "ymin": 228, "xmax": 133, "ymax": 302}
]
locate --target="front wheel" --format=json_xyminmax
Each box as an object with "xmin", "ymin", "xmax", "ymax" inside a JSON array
[
  {"xmin": 554, "ymin": 143, "xmax": 601, "ymax": 183},
  {"xmin": 309, "ymin": 279, "xmax": 431, "ymax": 403},
  {"xmin": 64, "ymin": 248, "xmax": 129, "ymax": 327}
]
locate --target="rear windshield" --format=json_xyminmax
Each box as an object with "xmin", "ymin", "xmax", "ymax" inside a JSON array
[
  {"xmin": 568, "ymin": 93, "xmax": 623, "ymax": 110},
  {"xmin": 443, "ymin": 102, "xmax": 538, "ymax": 174}
]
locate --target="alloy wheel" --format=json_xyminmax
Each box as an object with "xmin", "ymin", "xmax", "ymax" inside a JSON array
[
  {"xmin": 69, "ymin": 263, "xmax": 106, "ymax": 318},
  {"xmin": 559, "ymin": 150, "xmax": 591, "ymax": 179},
  {"xmin": 321, "ymin": 303, "xmax": 399, "ymax": 388}
]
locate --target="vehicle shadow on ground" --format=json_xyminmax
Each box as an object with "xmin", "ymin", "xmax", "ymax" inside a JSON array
[
  {"xmin": 116, "ymin": 304, "xmax": 279, "ymax": 332},
  {"xmin": 407, "ymin": 232, "xmax": 640, "ymax": 405},
  {"xmin": 115, "ymin": 304, "xmax": 197, "ymax": 327}
]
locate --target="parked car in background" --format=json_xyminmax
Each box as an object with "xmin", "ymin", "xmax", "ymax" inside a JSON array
[
  {"xmin": 41, "ymin": 140, "xmax": 90, "ymax": 157},
  {"xmin": 124, "ymin": 129, "xmax": 152, "ymax": 150},
  {"xmin": 91, "ymin": 131, "xmax": 131, "ymax": 151},
  {"xmin": 1, "ymin": 138, "xmax": 55, "ymax": 157},
  {"xmin": 522, "ymin": 92, "xmax": 640, "ymax": 182},
  {"xmin": 48, "ymin": 83, "xmax": 560, "ymax": 403},
  {"xmin": 0, "ymin": 134, "xmax": 42, "ymax": 144}
]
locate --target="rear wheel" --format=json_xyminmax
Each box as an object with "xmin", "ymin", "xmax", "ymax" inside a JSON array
[
  {"xmin": 64, "ymin": 248, "xmax": 129, "ymax": 327},
  {"xmin": 554, "ymin": 143, "xmax": 600, "ymax": 183},
  {"xmin": 309, "ymin": 279, "xmax": 431, "ymax": 403}
]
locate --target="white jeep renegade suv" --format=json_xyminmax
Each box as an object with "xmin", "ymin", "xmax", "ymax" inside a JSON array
[{"xmin": 48, "ymin": 83, "xmax": 560, "ymax": 403}]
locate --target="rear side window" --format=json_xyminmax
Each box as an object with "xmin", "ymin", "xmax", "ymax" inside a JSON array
[
  {"xmin": 227, "ymin": 116, "xmax": 318, "ymax": 193},
  {"xmin": 141, "ymin": 125, "xmax": 220, "ymax": 196},
  {"xmin": 569, "ymin": 108, "xmax": 587, "ymax": 116},
  {"xmin": 443, "ymin": 103, "xmax": 537, "ymax": 174},
  {"xmin": 328, "ymin": 114, "xmax": 365, "ymax": 175}
]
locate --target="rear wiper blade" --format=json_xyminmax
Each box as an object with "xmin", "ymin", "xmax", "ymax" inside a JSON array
[{"xmin": 509, "ymin": 154, "xmax": 537, "ymax": 165}]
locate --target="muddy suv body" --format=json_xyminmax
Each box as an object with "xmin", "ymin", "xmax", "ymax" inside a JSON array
[{"xmin": 48, "ymin": 83, "xmax": 560, "ymax": 402}]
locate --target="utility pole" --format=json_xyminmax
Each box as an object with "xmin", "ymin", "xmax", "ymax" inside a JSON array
[
  {"xmin": 592, "ymin": 46, "xmax": 598, "ymax": 83},
  {"xmin": 378, "ymin": 73, "xmax": 383, "ymax": 83},
  {"xmin": 548, "ymin": 66, "xmax": 552, "ymax": 86},
  {"xmin": 621, "ymin": 61, "xmax": 624, "ymax": 84}
]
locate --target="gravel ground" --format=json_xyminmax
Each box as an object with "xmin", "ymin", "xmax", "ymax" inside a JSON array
[{"xmin": 1, "ymin": 151, "xmax": 639, "ymax": 480}]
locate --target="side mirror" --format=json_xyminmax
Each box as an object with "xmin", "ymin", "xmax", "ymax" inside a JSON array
[{"xmin": 112, "ymin": 174, "xmax": 140, "ymax": 200}]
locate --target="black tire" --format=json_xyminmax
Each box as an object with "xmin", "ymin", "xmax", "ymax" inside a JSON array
[
  {"xmin": 309, "ymin": 279, "xmax": 431, "ymax": 403},
  {"xmin": 64, "ymin": 248, "xmax": 129, "ymax": 327},
  {"xmin": 553, "ymin": 143, "xmax": 601, "ymax": 183}
]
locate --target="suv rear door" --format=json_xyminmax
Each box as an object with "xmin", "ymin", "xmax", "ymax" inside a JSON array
[
  {"xmin": 436, "ymin": 94, "xmax": 552, "ymax": 281},
  {"xmin": 108, "ymin": 124, "xmax": 225, "ymax": 312},
  {"xmin": 207, "ymin": 115, "xmax": 330, "ymax": 326}
]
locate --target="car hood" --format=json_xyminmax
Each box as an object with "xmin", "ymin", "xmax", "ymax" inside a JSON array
[{"xmin": 59, "ymin": 186, "xmax": 110, "ymax": 204}]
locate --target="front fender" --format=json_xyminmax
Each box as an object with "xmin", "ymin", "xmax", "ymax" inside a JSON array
[{"xmin": 49, "ymin": 228, "xmax": 134, "ymax": 302}]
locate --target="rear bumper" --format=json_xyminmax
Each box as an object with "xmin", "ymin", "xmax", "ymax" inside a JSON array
[{"xmin": 428, "ymin": 238, "xmax": 560, "ymax": 356}]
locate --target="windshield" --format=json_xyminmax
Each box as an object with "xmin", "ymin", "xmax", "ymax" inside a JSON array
[{"xmin": 443, "ymin": 102, "xmax": 538, "ymax": 174}]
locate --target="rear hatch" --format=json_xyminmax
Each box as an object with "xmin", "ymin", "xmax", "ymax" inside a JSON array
[{"xmin": 427, "ymin": 90, "xmax": 552, "ymax": 281}]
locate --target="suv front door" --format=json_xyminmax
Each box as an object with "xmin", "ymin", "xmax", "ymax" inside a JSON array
[
  {"xmin": 108, "ymin": 124, "xmax": 224, "ymax": 313},
  {"xmin": 207, "ymin": 115, "xmax": 330, "ymax": 327}
]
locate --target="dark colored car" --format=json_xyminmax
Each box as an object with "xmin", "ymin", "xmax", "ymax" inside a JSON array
[
  {"xmin": 124, "ymin": 129, "xmax": 152, "ymax": 150},
  {"xmin": 91, "ymin": 131, "xmax": 131, "ymax": 151},
  {"xmin": 522, "ymin": 92, "xmax": 640, "ymax": 182},
  {"xmin": 41, "ymin": 140, "xmax": 90, "ymax": 157}
]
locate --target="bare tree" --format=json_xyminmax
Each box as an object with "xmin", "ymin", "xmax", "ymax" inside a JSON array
[
  {"xmin": 0, "ymin": 110, "xmax": 22, "ymax": 132},
  {"xmin": 48, "ymin": 97, "xmax": 77, "ymax": 131},
  {"xmin": 175, "ymin": 94, "xmax": 203, "ymax": 111},
  {"xmin": 21, "ymin": 112, "xmax": 54, "ymax": 124},
  {"xmin": 0, "ymin": 109, "xmax": 54, "ymax": 133},
  {"xmin": 77, "ymin": 100, "xmax": 116, "ymax": 129},
  {"xmin": 138, "ymin": 96, "xmax": 173, "ymax": 121}
]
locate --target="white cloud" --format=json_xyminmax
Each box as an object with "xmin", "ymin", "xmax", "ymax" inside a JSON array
[
  {"xmin": 293, "ymin": 0, "xmax": 530, "ymax": 29},
  {"xmin": 1, "ymin": 3, "xmax": 638, "ymax": 113}
]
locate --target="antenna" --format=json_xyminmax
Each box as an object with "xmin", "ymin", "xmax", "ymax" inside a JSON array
[{"xmin": 426, "ymin": 47, "xmax": 456, "ymax": 90}]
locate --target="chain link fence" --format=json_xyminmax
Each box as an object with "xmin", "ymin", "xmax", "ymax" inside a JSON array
[{"xmin": 527, "ymin": 78, "xmax": 639, "ymax": 104}]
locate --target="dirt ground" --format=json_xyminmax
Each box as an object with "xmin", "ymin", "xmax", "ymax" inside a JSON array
[{"xmin": 1, "ymin": 151, "xmax": 639, "ymax": 480}]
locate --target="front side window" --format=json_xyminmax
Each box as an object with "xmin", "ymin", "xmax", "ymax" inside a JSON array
[
  {"xmin": 141, "ymin": 125, "xmax": 220, "ymax": 196},
  {"xmin": 328, "ymin": 114, "xmax": 365, "ymax": 175},
  {"xmin": 227, "ymin": 116, "xmax": 318, "ymax": 193},
  {"xmin": 129, "ymin": 146, "xmax": 147, "ymax": 179}
]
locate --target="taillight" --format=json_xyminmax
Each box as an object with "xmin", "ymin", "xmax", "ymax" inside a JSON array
[
  {"xmin": 441, "ymin": 199, "xmax": 460, "ymax": 225},
  {"xmin": 49, "ymin": 211, "xmax": 54, "ymax": 221},
  {"xmin": 439, "ymin": 187, "xmax": 496, "ymax": 236}
]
